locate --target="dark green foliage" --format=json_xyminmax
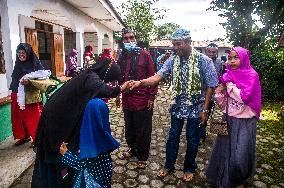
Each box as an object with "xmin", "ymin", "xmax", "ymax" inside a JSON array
[
  {"xmin": 209, "ymin": 0, "xmax": 284, "ymax": 99},
  {"xmin": 251, "ymin": 39, "xmax": 284, "ymax": 99},
  {"xmin": 156, "ymin": 23, "xmax": 181, "ymax": 40},
  {"xmin": 208, "ymin": 0, "xmax": 284, "ymax": 49},
  {"xmin": 119, "ymin": 0, "xmax": 167, "ymax": 45}
]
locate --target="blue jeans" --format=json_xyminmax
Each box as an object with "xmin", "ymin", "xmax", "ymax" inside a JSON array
[{"xmin": 165, "ymin": 115, "xmax": 201, "ymax": 173}]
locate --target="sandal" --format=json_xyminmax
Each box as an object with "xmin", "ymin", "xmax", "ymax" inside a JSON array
[
  {"xmin": 15, "ymin": 137, "xmax": 31, "ymax": 146},
  {"xmin": 183, "ymin": 172, "xmax": 194, "ymax": 182},
  {"xmin": 157, "ymin": 168, "xmax": 172, "ymax": 178},
  {"xmin": 137, "ymin": 161, "xmax": 147, "ymax": 169},
  {"xmin": 30, "ymin": 142, "xmax": 35, "ymax": 148}
]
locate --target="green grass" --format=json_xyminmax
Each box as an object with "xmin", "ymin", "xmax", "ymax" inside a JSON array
[{"xmin": 255, "ymin": 100, "xmax": 284, "ymax": 186}]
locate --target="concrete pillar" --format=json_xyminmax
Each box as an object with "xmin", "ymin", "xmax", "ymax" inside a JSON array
[
  {"xmin": 2, "ymin": 0, "xmax": 21, "ymax": 91},
  {"xmin": 108, "ymin": 32, "xmax": 114, "ymax": 49},
  {"xmin": 110, "ymin": 38, "xmax": 114, "ymax": 49},
  {"xmin": 97, "ymin": 34, "xmax": 103, "ymax": 55},
  {"xmin": 76, "ymin": 31, "xmax": 84, "ymax": 67}
]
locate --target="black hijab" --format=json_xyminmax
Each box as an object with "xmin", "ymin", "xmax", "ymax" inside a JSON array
[
  {"xmin": 10, "ymin": 43, "xmax": 43, "ymax": 92},
  {"xmin": 35, "ymin": 56, "xmax": 122, "ymax": 153},
  {"xmin": 89, "ymin": 57, "xmax": 121, "ymax": 83}
]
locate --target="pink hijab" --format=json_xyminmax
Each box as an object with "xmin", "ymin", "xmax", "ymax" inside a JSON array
[{"xmin": 220, "ymin": 47, "xmax": 262, "ymax": 118}]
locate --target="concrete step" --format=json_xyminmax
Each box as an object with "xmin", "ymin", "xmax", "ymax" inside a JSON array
[{"xmin": 0, "ymin": 136, "xmax": 35, "ymax": 188}]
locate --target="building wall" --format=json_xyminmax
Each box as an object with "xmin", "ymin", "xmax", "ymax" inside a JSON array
[
  {"xmin": 84, "ymin": 32, "xmax": 99, "ymax": 56},
  {"xmin": 0, "ymin": 0, "xmax": 12, "ymax": 98},
  {"xmin": 0, "ymin": 0, "xmax": 118, "ymax": 141},
  {"xmin": 1, "ymin": 0, "xmax": 115, "ymax": 94}
]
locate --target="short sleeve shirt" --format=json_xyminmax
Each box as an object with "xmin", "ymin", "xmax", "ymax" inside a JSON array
[{"xmin": 157, "ymin": 53, "xmax": 218, "ymax": 119}]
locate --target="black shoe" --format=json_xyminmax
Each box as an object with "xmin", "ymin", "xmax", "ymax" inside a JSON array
[{"xmin": 15, "ymin": 137, "xmax": 31, "ymax": 146}]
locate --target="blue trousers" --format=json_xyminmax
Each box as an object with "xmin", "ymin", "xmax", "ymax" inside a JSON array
[{"xmin": 165, "ymin": 115, "xmax": 201, "ymax": 173}]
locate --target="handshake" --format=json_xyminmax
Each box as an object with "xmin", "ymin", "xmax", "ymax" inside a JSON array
[{"xmin": 120, "ymin": 80, "xmax": 143, "ymax": 92}]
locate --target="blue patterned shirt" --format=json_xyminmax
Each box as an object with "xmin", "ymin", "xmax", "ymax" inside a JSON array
[{"xmin": 157, "ymin": 53, "xmax": 218, "ymax": 119}]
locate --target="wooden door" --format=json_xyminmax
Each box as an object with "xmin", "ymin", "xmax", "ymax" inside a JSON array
[
  {"xmin": 52, "ymin": 34, "xmax": 64, "ymax": 76},
  {"xmin": 25, "ymin": 28, "xmax": 39, "ymax": 57}
]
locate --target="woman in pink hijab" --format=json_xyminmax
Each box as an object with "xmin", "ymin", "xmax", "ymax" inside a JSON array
[
  {"xmin": 65, "ymin": 49, "xmax": 80, "ymax": 77},
  {"xmin": 206, "ymin": 47, "xmax": 261, "ymax": 188}
]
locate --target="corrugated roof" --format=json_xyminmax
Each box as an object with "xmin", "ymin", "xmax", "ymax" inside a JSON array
[{"xmin": 150, "ymin": 40, "xmax": 232, "ymax": 48}]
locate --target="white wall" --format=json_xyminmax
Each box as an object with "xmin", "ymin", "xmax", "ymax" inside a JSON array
[
  {"xmin": 0, "ymin": 0, "xmax": 12, "ymax": 98},
  {"xmin": 19, "ymin": 15, "xmax": 35, "ymax": 43}
]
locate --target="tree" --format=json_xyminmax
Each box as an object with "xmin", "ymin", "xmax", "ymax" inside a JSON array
[
  {"xmin": 118, "ymin": 0, "xmax": 167, "ymax": 45},
  {"xmin": 209, "ymin": 0, "xmax": 284, "ymax": 99},
  {"xmin": 208, "ymin": 0, "xmax": 284, "ymax": 49},
  {"xmin": 156, "ymin": 23, "xmax": 181, "ymax": 40}
]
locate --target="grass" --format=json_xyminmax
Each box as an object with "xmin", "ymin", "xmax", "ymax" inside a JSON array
[{"xmin": 255, "ymin": 100, "xmax": 284, "ymax": 186}]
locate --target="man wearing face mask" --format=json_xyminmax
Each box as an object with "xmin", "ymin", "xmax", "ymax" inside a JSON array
[{"xmin": 116, "ymin": 28, "xmax": 157, "ymax": 169}]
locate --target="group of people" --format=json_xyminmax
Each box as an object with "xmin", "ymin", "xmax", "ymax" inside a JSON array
[
  {"xmin": 65, "ymin": 45, "xmax": 113, "ymax": 78},
  {"xmin": 9, "ymin": 27, "xmax": 261, "ymax": 188}
]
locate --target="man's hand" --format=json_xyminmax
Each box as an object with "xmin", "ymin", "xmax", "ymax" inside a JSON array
[
  {"xmin": 200, "ymin": 112, "xmax": 208, "ymax": 125},
  {"xmin": 147, "ymin": 100, "xmax": 154, "ymax": 110},
  {"xmin": 21, "ymin": 79, "xmax": 30, "ymax": 85},
  {"xmin": 215, "ymin": 84, "xmax": 226, "ymax": 93},
  {"xmin": 130, "ymin": 80, "xmax": 142, "ymax": 90},
  {"xmin": 115, "ymin": 96, "xmax": 121, "ymax": 107},
  {"xmin": 59, "ymin": 142, "xmax": 68, "ymax": 156}
]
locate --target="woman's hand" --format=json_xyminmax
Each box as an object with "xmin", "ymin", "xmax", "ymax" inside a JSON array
[
  {"xmin": 129, "ymin": 80, "xmax": 142, "ymax": 90},
  {"xmin": 115, "ymin": 96, "xmax": 121, "ymax": 107},
  {"xmin": 147, "ymin": 100, "xmax": 154, "ymax": 110},
  {"xmin": 59, "ymin": 142, "xmax": 68, "ymax": 155},
  {"xmin": 121, "ymin": 81, "xmax": 133, "ymax": 92}
]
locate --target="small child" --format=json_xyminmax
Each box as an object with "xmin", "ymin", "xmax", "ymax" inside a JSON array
[
  {"xmin": 59, "ymin": 98, "xmax": 120, "ymax": 188},
  {"xmin": 206, "ymin": 47, "xmax": 261, "ymax": 188}
]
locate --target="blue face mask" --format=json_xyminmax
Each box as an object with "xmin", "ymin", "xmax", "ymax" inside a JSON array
[{"xmin": 123, "ymin": 42, "xmax": 140, "ymax": 52}]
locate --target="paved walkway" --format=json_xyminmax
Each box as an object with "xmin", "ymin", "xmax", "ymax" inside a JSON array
[{"xmin": 10, "ymin": 85, "xmax": 284, "ymax": 188}]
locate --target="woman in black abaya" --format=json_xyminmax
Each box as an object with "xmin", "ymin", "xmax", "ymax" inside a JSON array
[{"xmin": 32, "ymin": 58, "xmax": 130, "ymax": 188}]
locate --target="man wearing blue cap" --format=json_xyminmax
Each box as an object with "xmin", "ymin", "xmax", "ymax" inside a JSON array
[{"xmin": 130, "ymin": 28, "xmax": 218, "ymax": 181}]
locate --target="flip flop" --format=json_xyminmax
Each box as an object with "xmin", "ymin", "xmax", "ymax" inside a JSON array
[
  {"xmin": 183, "ymin": 172, "xmax": 194, "ymax": 182},
  {"xmin": 157, "ymin": 168, "xmax": 172, "ymax": 178},
  {"xmin": 15, "ymin": 137, "xmax": 31, "ymax": 146}
]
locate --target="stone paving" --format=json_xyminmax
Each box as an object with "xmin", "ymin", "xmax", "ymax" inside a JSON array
[{"xmin": 10, "ymin": 85, "xmax": 284, "ymax": 188}]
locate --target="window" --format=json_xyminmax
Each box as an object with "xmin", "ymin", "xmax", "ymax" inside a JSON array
[
  {"xmin": 0, "ymin": 17, "xmax": 6, "ymax": 74},
  {"xmin": 35, "ymin": 21, "xmax": 53, "ymax": 32}
]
